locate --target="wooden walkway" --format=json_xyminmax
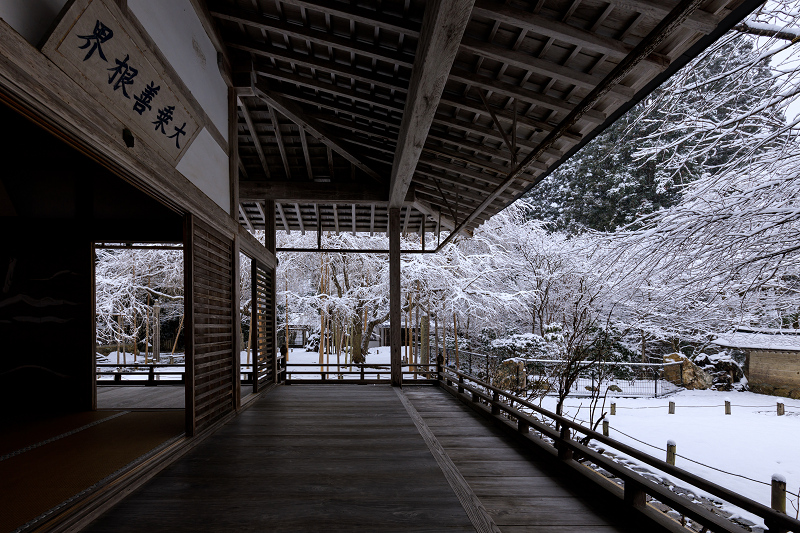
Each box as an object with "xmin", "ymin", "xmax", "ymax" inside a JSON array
[{"xmin": 84, "ymin": 385, "xmax": 658, "ymax": 532}]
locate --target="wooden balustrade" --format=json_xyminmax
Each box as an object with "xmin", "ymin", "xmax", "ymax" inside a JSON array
[{"xmin": 438, "ymin": 367, "xmax": 800, "ymax": 533}]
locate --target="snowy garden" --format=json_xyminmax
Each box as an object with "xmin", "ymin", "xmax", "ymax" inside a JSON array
[{"xmin": 93, "ymin": 4, "xmax": 800, "ymax": 531}]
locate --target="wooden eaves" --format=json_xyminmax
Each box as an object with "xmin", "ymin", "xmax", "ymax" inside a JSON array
[{"xmin": 207, "ymin": 0, "xmax": 764, "ymax": 251}]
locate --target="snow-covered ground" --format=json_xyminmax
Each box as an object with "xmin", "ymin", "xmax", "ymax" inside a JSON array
[{"xmin": 535, "ymin": 390, "xmax": 800, "ymax": 528}]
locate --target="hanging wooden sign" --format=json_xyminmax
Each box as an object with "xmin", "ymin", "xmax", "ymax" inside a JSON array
[{"xmin": 42, "ymin": 0, "xmax": 201, "ymax": 164}]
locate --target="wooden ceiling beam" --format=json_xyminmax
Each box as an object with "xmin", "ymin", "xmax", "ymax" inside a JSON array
[
  {"xmin": 239, "ymin": 204, "xmax": 254, "ymax": 232},
  {"xmin": 416, "ymin": 155, "xmax": 526, "ymax": 195},
  {"xmin": 423, "ymin": 143, "xmax": 544, "ymax": 178},
  {"xmin": 278, "ymin": 0, "xmax": 421, "ymax": 37},
  {"xmin": 251, "ymin": 65, "xmax": 405, "ymax": 114},
  {"xmin": 411, "ymin": 197, "xmax": 457, "ymax": 231},
  {"xmin": 431, "ymin": 115, "xmax": 564, "ymax": 160},
  {"xmin": 267, "ymin": 105, "xmax": 292, "ymax": 179},
  {"xmin": 239, "ymin": 100, "xmax": 271, "ymax": 179},
  {"xmin": 459, "ymin": 37, "xmax": 635, "ymax": 100},
  {"xmin": 471, "ymin": 0, "xmax": 669, "ymax": 70},
  {"xmin": 449, "ymin": 71, "xmax": 606, "ymax": 124},
  {"xmin": 388, "ymin": 0, "xmax": 476, "ymax": 208},
  {"xmin": 439, "ymin": 94, "xmax": 582, "ymax": 144},
  {"xmin": 240, "ymin": 180, "xmax": 389, "ymax": 203},
  {"xmin": 210, "ymin": 2, "xmax": 415, "ymax": 67},
  {"xmin": 298, "ymin": 125, "xmax": 313, "ymax": 181},
  {"xmin": 279, "ymin": 94, "xmax": 403, "ymax": 128},
  {"xmin": 255, "ymin": 79, "xmax": 386, "ymax": 184},
  {"xmin": 413, "ymin": 165, "xmax": 523, "ymax": 198},
  {"xmin": 276, "ymin": 202, "xmax": 291, "ymax": 234},
  {"xmin": 608, "ymin": 0, "xmax": 720, "ymax": 33},
  {"xmin": 427, "ymin": 128, "xmax": 562, "ymax": 165},
  {"xmin": 230, "ymin": 47, "xmax": 407, "ymax": 93},
  {"xmin": 294, "ymin": 203, "xmax": 305, "ymax": 234}
]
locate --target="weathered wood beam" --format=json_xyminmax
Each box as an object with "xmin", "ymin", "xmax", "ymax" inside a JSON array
[
  {"xmin": 295, "ymin": 203, "xmax": 305, "ymax": 234},
  {"xmin": 423, "ymin": 144, "xmax": 545, "ymax": 178},
  {"xmin": 609, "ymin": 0, "xmax": 720, "ymax": 33},
  {"xmin": 254, "ymin": 79, "xmax": 386, "ymax": 183},
  {"xmin": 228, "ymin": 46, "xmax": 406, "ymax": 93},
  {"xmin": 352, "ymin": 205, "xmax": 357, "ymax": 236},
  {"xmin": 389, "ymin": 207, "xmax": 401, "ymax": 386},
  {"xmin": 255, "ymin": 200, "xmax": 266, "ymax": 225},
  {"xmin": 239, "ymin": 204, "xmax": 254, "ymax": 232},
  {"xmin": 267, "ymin": 105, "xmax": 292, "ymax": 179},
  {"xmin": 439, "ymin": 94, "xmax": 582, "ymax": 144},
  {"xmin": 210, "ymin": 2, "xmax": 415, "ymax": 67},
  {"xmin": 388, "ymin": 0, "xmax": 476, "ymax": 208},
  {"xmin": 298, "ymin": 126, "xmax": 313, "ymax": 181},
  {"xmin": 370, "ymin": 204, "xmax": 376, "ymax": 236},
  {"xmin": 427, "ymin": 128, "xmax": 563, "ymax": 165},
  {"xmin": 411, "ymin": 197, "xmax": 457, "ymax": 231},
  {"xmin": 239, "ymin": 100, "xmax": 271, "ymax": 179},
  {"xmin": 449, "ymin": 70, "xmax": 607, "ymax": 124},
  {"xmin": 276, "ymin": 202, "xmax": 290, "ymax": 234},
  {"xmin": 431, "ymin": 113, "xmax": 564, "ymax": 159},
  {"xmin": 240, "ymin": 180, "xmax": 389, "ymax": 203},
  {"xmin": 459, "ymin": 37, "xmax": 635, "ymax": 100},
  {"xmin": 281, "ymin": 94, "xmax": 403, "ymax": 129},
  {"xmin": 333, "ymin": 204, "xmax": 340, "ymax": 234},
  {"xmin": 326, "ymin": 147, "xmax": 335, "ymax": 181},
  {"xmin": 250, "ymin": 63, "xmax": 405, "ymax": 113},
  {"xmin": 416, "ymin": 155, "xmax": 527, "ymax": 195},
  {"xmin": 471, "ymin": 0, "xmax": 670, "ymax": 70},
  {"xmin": 278, "ymin": 0, "xmax": 421, "ymax": 37}
]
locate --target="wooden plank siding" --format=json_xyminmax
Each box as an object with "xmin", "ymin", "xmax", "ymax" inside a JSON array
[
  {"xmin": 253, "ymin": 262, "xmax": 277, "ymax": 390},
  {"xmin": 190, "ymin": 217, "xmax": 236, "ymax": 434}
]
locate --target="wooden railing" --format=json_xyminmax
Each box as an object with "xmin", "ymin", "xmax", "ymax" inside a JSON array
[
  {"xmin": 439, "ymin": 367, "xmax": 799, "ymax": 533},
  {"xmin": 285, "ymin": 363, "xmax": 437, "ymax": 384},
  {"xmin": 96, "ymin": 363, "xmax": 184, "ymax": 385}
]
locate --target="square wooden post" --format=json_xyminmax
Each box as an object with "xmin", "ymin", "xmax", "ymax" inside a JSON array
[
  {"xmin": 389, "ymin": 208, "xmax": 402, "ymax": 387},
  {"xmin": 265, "ymin": 200, "xmax": 278, "ymax": 384}
]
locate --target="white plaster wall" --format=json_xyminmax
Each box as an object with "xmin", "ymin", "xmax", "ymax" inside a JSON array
[
  {"xmin": 177, "ymin": 128, "xmax": 230, "ymax": 215},
  {"xmin": 128, "ymin": 0, "xmax": 228, "ymax": 141},
  {"xmin": 0, "ymin": 0, "xmax": 69, "ymax": 46}
]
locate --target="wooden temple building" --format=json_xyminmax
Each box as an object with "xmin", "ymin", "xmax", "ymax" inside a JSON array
[{"xmin": 3, "ymin": 0, "xmax": 798, "ymax": 532}]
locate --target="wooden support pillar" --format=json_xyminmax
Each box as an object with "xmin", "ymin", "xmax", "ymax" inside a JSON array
[
  {"xmin": 251, "ymin": 257, "xmax": 259, "ymax": 393},
  {"xmin": 183, "ymin": 214, "xmax": 196, "ymax": 436},
  {"xmin": 265, "ymin": 200, "xmax": 278, "ymax": 383},
  {"xmin": 389, "ymin": 207, "xmax": 402, "ymax": 387}
]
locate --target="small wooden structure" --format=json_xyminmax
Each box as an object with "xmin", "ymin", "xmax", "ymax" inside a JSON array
[{"xmin": 713, "ymin": 328, "xmax": 800, "ymax": 398}]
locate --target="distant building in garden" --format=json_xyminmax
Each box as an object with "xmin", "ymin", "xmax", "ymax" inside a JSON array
[{"xmin": 712, "ymin": 328, "xmax": 800, "ymax": 398}]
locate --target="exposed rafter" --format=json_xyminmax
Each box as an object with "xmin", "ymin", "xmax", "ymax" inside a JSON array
[{"xmin": 254, "ymin": 80, "xmax": 386, "ymax": 184}]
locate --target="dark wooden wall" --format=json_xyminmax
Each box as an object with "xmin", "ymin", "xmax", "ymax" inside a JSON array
[{"xmin": 253, "ymin": 261, "xmax": 276, "ymax": 391}]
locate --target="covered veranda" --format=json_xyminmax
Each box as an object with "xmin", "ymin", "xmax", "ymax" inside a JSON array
[{"xmin": 2, "ymin": 0, "xmax": 797, "ymax": 531}]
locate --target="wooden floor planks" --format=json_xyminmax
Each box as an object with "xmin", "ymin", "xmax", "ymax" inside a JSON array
[
  {"xmin": 84, "ymin": 384, "xmax": 663, "ymax": 532},
  {"xmin": 403, "ymin": 387, "xmax": 645, "ymax": 532},
  {"xmin": 84, "ymin": 385, "xmax": 475, "ymax": 532}
]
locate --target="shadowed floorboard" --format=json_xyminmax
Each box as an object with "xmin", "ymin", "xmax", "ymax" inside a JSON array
[{"xmin": 84, "ymin": 385, "xmax": 474, "ymax": 532}]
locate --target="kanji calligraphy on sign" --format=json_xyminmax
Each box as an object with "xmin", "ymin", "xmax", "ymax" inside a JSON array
[{"xmin": 42, "ymin": 0, "xmax": 200, "ymax": 164}]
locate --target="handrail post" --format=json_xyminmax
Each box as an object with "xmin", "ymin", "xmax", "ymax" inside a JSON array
[
  {"xmin": 361, "ymin": 364, "xmax": 365, "ymax": 381},
  {"xmin": 147, "ymin": 365, "xmax": 155, "ymax": 386},
  {"xmin": 557, "ymin": 427, "xmax": 572, "ymax": 460},
  {"xmin": 491, "ymin": 391, "xmax": 500, "ymax": 415},
  {"xmin": 624, "ymin": 479, "xmax": 647, "ymax": 509},
  {"xmin": 458, "ymin": 374, "xmax": 464, "ymax": 394}
]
